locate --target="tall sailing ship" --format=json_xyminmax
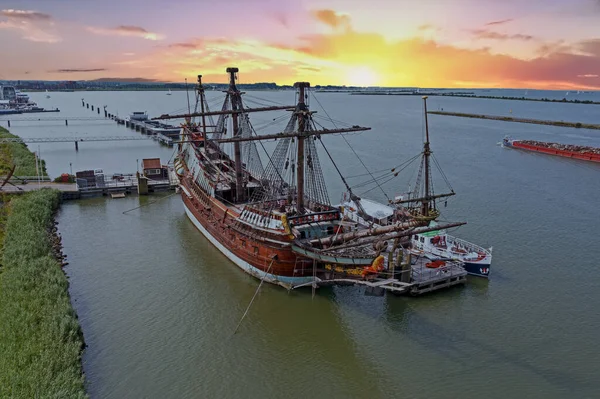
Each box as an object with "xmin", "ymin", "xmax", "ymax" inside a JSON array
[{"xmin": 158, "ymin": 68, "xmax": 466, "ymax": 291}]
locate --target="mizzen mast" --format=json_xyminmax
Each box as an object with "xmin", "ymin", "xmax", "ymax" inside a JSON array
[{"xmin": 295, "ymin": 82, "xmax": 310, "ymax": 212}]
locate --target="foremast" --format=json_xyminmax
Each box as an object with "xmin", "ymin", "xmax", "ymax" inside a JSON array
[
  {"xmin": 295, "ymin": 82, "xmax": 309, "ymax": 212},
  {"xmin": 394, "ymin": 96, "xmax": 455, "ymax": 222}
]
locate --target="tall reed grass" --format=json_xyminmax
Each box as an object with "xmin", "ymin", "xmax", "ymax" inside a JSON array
[{"xmin": 0, "ymin": 189, "xmax": 86, "ymax": 398}]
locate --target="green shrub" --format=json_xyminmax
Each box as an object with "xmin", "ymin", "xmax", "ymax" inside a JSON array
[
  {"xmin": 0, "ymin": 189, "xmax": 86, "ymax": 398},
  {"xmin": 0, "ymin": 127, "xmax": 48, "ymax": 177}
]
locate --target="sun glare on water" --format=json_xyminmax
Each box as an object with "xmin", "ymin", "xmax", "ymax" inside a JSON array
[{"xmin": 345, "ymin": 66, "xmax": 380, "ymax": 87}]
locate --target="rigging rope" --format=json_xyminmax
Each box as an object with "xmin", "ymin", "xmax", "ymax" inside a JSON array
[
  {"xmin": 350, "ymin": 153, "xmax": 421, "ymax": 190},
  {"xmin": 356, "ymin": 155, "xmax": 421, "ymax": 197},
  {"xmin": 311, "ymin": 92, "xmax": 390, "ymax": 202},
  {"xmin": 431, "ymin": 154, "xmax": 454, "ymax": 192}
]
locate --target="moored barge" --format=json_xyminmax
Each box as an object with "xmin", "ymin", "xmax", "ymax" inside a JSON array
[{"xmin": 503, "ymin": 137, "xmax": 600, "ymax": 163}]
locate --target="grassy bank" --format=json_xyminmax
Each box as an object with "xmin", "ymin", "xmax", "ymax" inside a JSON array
[
  {"xmin": 0, "ymin": 127, "xmax": 47, "ymax": 177},
  {"xmin": 0, "ymin": 189, "xmax": 86, "ymax": 398}
]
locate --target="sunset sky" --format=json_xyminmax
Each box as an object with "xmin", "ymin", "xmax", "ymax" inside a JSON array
[{"xmin": 0, "ymin": 0, "xmax": 599, "ymax": 89}]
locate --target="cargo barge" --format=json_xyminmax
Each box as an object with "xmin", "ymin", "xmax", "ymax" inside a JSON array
[{"xmin": 503, "ymin": 137, "xmax": 600, "ymax": 163}]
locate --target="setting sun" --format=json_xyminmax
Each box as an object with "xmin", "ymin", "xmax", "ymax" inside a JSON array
[{"xmin": 345, "ymin": 66, "xmax": 380, "ymax": 87}]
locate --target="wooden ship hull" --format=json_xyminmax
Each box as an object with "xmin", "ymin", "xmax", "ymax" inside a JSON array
[{"xmin": 180, "ymin": 176, "xmax": 316, "ymax": 288}]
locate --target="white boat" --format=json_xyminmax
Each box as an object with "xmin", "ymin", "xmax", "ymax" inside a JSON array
[
  {"xmin": 339, "ymin": 199, "xmax": 492, "ymax": 277},
  {"xmin": 129, "ymin": 111, "xmax": 148, "ymax": 121},
  {"xmin": 409, "ymin": 222, "xmax": 492, "ymax": 277},
  {"xmin": 166, "ymin": 89, "xmax": 172, "ymax": 96}
]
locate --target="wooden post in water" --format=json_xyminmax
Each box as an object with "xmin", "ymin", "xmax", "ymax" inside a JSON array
[
  {"xmin": 86, "ymin": 103, "xmax": 89, "ymax": 109},
  {"xmin": 400, "ymin": 252, "xmax": 411, "ymax": 283},
  {"xmin": 137, "ymin": 171, "xmax": 149, "ymax": 195},
  {"xmin": 91, "ymin": 105, "xmax": 94, "ymax": 111},
  {"xmin": 7, "ymin": 120, "xmax": 10, "ymax": 128},
  {"xmin": 74, "ymin": 141, "xmax": 79, "ymax": 151}
]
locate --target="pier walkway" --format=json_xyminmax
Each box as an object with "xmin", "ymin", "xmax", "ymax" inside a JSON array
[
  {"xmin": 1, "ymin": 174, "xmax": 178, "ymax": 200},
  {"xmin": 0, "ymin": 136, "xmax": 152, "ymax": 143}
]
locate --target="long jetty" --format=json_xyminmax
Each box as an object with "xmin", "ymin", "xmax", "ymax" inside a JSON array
[
  {"xmin": 428, "ymin": 111, "xmax": 600, "ymax": 130},
  {"xmin": 0, "ymin": 174, "xmax": 178, "ymax": 200}
]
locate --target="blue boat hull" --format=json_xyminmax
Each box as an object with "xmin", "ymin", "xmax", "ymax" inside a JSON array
[{"xmin": 463, "ymin": 262, "xmax": 490, "ymax": 278}]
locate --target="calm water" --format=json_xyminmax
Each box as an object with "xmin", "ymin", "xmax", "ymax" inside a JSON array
[{"xmin": 6, "ymin": 90, "xmax": 600, "ymax": 398}]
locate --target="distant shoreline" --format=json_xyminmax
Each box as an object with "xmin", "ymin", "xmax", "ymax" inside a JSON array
[
  {"xmin": 16, "ymin": 88, "xmax": 600, "ymax": 105},
  {"xmin": 23, "ymin": 88, "xmax": 293, "ymax": 92},
  {"xmin": 336, "ymin": 91, "xmax": 600, "ymax": 105}
]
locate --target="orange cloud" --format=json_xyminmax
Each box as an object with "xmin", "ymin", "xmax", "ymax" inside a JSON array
[
  {"xmin": 258, "ymin": 10, "xmax": 600, "ymax": 89},
  {"xmin": 311, "ymin": 9, "xmax": 350, "ymax": 29},
  {"xmin": 87, "ymin": 25, "xmax": 164, "ymax": 40},
  {"xmin": 485, "ymin": 19, "xmax": 513, "ymax": 26},
  {"xmin": 0, "ymin": 8, "xmax": 60, "ymax": 43},
  {"xmin": 471, "ymin": 29, "xmax": 534, "ymax": 41},
  {"xmin": 1, "ymin": 9, "xmax": 51, "ymax": 21},
  {"xmin": 77, "ymin": 8, "xmax": 599, "ymax": 90}
]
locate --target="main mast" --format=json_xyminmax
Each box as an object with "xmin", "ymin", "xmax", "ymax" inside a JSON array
[
  {"xmin": 197, "ymin": 74, "xmax": 208, "ymax": 137},
  {"xmin": 422, "ymin": 96, "xmax": 431, "ymax": 217},
  {"xmin": 295, "ymin": 82, "xmax": 310, "ymax": 212},
  {"xmin": 227, "ymin": 67, "xmax": 245, "ymax": 203}
]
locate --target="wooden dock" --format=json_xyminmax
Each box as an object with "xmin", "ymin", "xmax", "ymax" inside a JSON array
[
  {"xmin": 294, "ymin": 258, "xmax": 467, "ymax": 296},
  {"xmin": 0, "ymin": 174, "xmax": 178, "ymax": 201},
  {"xmin": 428, "ymin": 111, "xmax": 600, "ymax": 130}
]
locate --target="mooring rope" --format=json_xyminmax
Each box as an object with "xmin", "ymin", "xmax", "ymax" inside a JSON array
[
  {"xmin": 233, "ymin": 257, "xmax": 275, "ymax": 335},
  {"xmin": 121, "ymin": 191, "xmax": 179, "ymax": 214}
]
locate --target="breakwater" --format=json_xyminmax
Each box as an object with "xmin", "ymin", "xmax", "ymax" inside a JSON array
[
  {"xmin": 428, "ymin": 111, "xmax": 600, "ymax": 130},
  {"xmin": 330, "ymin": 90, "xmax": 600, "ymax": 105},
  {"xmin": 438, "ymin": 94, "xmax": 599, "ymax": 105}
]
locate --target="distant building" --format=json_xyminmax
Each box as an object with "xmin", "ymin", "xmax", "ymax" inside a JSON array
[
  {"xmin": 0, "ymin": 86, "xmax": 16, "ymax": 101},
  {"xmin": 141, "ymin": 158, "xmax": 168, "ymax": 179}
]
